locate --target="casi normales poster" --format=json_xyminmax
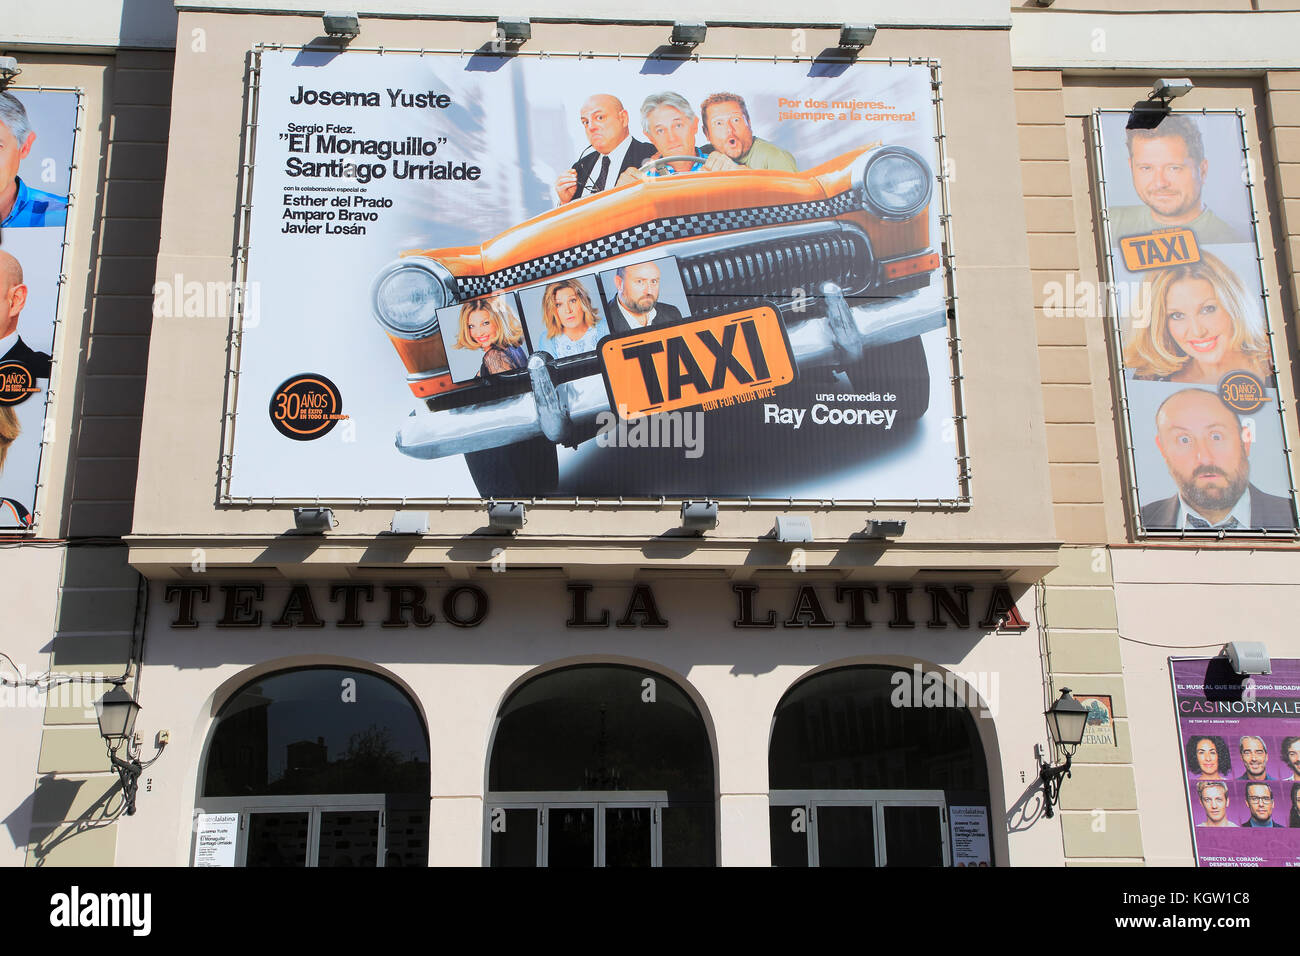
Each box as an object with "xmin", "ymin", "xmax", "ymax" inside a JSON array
[{"xmin": 1173, "ymin": 657, "xmax": 1300, "ymax": 866}]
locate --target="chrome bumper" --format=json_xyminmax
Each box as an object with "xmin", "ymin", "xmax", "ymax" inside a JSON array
[{"xmin": 395, "ymin": 288, "xmax": 946, "ymax": 460}]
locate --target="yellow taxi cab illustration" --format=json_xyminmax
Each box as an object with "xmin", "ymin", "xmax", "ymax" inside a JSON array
[{"xmin": 371, "ymin": 143, "xmax": 944, "ymax": 497}]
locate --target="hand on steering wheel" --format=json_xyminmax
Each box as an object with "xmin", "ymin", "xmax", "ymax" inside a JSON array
[{"xmin": 638, "ymin": 155, "xmax": 703, "ymax": 173}]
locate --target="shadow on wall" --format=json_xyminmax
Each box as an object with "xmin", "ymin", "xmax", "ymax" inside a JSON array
[
  {"xmin": 1005, "ymin": 774, "xmax": 1050, "ymax": 833},
  {"xmin": 119, "ymin": 0, "xmax": 178, "ymax": 49},
  {"xmin": 8, "ymin": 548, "xmax": 141, "ymax": 864},
  {"xmin": 11, "ymin": 773, "xmax": 127, "ymax": 867}
]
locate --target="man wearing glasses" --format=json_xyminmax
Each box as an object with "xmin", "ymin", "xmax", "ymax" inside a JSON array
[{"xmin": 1243, "ymin": 782, "xmax": 1282, "ymax": 828}]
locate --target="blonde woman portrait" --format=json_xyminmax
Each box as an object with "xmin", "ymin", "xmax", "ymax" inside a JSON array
[
  {"xmin": 454, "ymin": 296, "xmax": 527, "ymax": 379},
  {"xmin": 1124, "ymin": 250, "xmax": 1272, "ymax": 384},
  {"xmin": 541, "ymin": 279, "xmax": 606, "ymax": 358}
]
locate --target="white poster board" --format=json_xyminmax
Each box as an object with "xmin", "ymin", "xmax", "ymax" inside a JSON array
[{"xmin": 193, "ymin": 812, "xmax": 240, "ymax": 867}]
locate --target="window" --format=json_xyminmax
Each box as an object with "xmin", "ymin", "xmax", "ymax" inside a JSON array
[
  {"xmin": 769, "ymin": 665, "xmax": 992, "ymax": 866},
  {"xmin": 195, "ymin": 667, "xmax": 429, "ymax": 867},
  {"xmin": 486, "ymin": 664, "xmax": 715, "ymax": 866}
]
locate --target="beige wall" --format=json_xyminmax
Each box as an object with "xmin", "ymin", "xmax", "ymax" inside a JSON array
[
  {"xmin": 25, "ymin": 547, "xmax": 143, "ymax": 867},
  {"xmin": 182, "ymin": 0, "xmax": 1012, "ymax": 26},
  {"xmin": 1269, "ymin": 71, "xmax": 1300, "ymax": 388},
  {"xmin": 1017, "ymin": 69, "xmax": 1111, "ymax": 543},
  {"xmin": 1041, "ymin": 547, "xmax": 1145, "ymax": 864},
  {"xmin": 0, "ymin": 0, "xmax": 176, "ymax": 50},
  {"xmin": 131, "ymin": 12, "xmax": 1057, "ymax": 571},
  {"xmin": 0, "ymin": 545, "xmax": 62, "ymax": 866},
  {"xmin": 1012, "ymin": 7, "xmax": 1300, "ymax": 70},
  {"xmin": 1015, "ymin": 1, "xmax": 1286, "ymax": 9},
  {"xmin": 0, "ymin": 49, "xmax": 172, "ymax": 867}
]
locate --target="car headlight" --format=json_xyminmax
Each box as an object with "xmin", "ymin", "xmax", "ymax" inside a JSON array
[
  {"xmin": 859, "ymin": 146, "xmax": 933, "ymax": 221},
  {"xmin": 370, "ymin": 256, "xmax": 458, "ymax": 338}
]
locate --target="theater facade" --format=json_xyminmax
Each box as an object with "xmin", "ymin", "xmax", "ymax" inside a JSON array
[
  {"xmin": 9, "ymin": 0, "xmax": 1300, "ymax": 868},
  {"xmin": 113, "ymin": 1, "xmax": 1071, "ymax": 867}
]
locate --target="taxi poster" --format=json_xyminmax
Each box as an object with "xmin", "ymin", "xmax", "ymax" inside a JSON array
[
  {"xmin": 226, "ymin": 50, "xmax": 963, "ymax": 501},
  {"xmin": 1094, "ymin": 109, "xmax": 1297, "ymax": 535}
]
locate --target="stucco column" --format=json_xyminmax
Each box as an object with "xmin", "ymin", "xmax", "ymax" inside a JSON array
[{"xmin": 696, "ymin": 666, "xmax": 775, "ymax": 866}]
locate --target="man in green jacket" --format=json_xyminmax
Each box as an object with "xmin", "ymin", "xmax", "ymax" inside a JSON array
[
  {"xmin": 1107, "ymin": 114, "xmax": 1245, "ymax": 244},
  {"xmin": 699, "ymin": 92, "xmax": 799, "ymax": 173}
]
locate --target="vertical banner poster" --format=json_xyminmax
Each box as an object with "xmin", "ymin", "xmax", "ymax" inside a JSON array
[
  {"xmin": 1172, "ymin": 658, "xmax": 1300, "ymax": 866},
  {"xmin": 0, "ymin": 89, "xmax": 75, "ymax": 529},
  {"xmin": 227, "ymin": 50, "xmax": 962, "ymax": 501},
  {"xmin": 1095, "ymin": 110, "xmax": 1297, "ymax": 534}
]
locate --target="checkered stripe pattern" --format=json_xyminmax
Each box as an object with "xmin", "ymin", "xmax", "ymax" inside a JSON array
[{"xmin": 455, "ymin": 192, "xmax": 859, "ymax": 300}]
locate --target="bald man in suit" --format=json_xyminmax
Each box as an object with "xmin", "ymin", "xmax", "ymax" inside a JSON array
[
  {"xmin": 555, "ymin": 94, "xmax": 657, "ymax": 204},
  {"xmin": 0, "ymin": 250, "xmax": 51, "ymax": 380}
]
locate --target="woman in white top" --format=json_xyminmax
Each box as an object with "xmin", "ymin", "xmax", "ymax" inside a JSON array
[{"xmin": 542, "ymin": 279, "xmax": 607, "ymax": 358}]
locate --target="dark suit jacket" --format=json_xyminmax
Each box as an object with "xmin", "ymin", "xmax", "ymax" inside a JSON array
[
  {"xmin": 572, "ymin": 137, "xmax": 657, "ymax": 200},
  {"xmin": 1, "ymin": 336, "xmax": 51, "ymax": 379},
  {"xmin": 0, "ymin": 497, "xmax": 32, "ymax": 528},
  {"xmin": 604, "ymin": 298, "xmax": 683, "ymax": 335},
  {"xmin": 1140, "ymin": 483, "xmax": 1295, "ymax": 531}
]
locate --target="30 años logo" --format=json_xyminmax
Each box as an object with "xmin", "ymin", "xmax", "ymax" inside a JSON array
[
  {"xmin": 0, "ymin": 361, "xmax": 40, "ymax": 406},
  {"xmin": 1219, "ymin": 369, "xmax": 1269, "ymax": 413},
  {"xmin": 269, "ymin": 373, "xmax": 348, "ymax": 441}
]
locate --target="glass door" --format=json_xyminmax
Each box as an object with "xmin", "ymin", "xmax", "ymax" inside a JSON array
[
  {"xmin": 488, "ymin": 807, "xmax": 540, "ymax": 867},
  {"xmin": 197, "ymin": 794, "xmax": 404, "ymax": 867},
  {"xmin": 879, "ymin": 802, "xmax": 948, "ymax": 867},
  {"xmin": 245, "ymin": 810, "xmax": 311, "ymax": 867},
  {"xmin": 769, "ymin": 790, "xmax": 951, "ymax": 867},
  {"xmin": 813, "ymin": 804, "xmax": 878, "ymax": 867},
  {"xmin": 768, "ymin": 804, "xmax": 810, "ymax": 867},
  {"xmin": 316, "ymin": 810, "xmax": 381, "ymax": 867},
  {"xmin": 546, "ymin": 806, "xmax": 597, "ymax": 867},
  {"xmin": 602, "ymin": 805, "xmax": 653, "ymax": 867},
  {"xmin": 487, "ymin": 794, "xmax": 713, "ymax": 867}
]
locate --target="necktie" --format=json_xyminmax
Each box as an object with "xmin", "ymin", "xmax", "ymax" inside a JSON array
[
  {"xmin": 1186, "ymin": 514, "xmax": 1240, "ymax": 530},
  {"xmin": 591, "ymin": 155, "xmax": 611, "ymax": 193}
]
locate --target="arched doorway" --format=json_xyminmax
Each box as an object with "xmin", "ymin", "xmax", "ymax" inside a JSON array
[
  {"xmin": 486, "ymin": 663, "xmax": 715, "ymax": 867},
  {"xmin": 195, "ymin": 666, "xmax": 430, "ymax": 867},
  {"xmin": 768, "ymin": 664, "xmax": 993, "ymax": 867}
]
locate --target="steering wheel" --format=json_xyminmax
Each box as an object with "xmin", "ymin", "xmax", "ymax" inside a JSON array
[{"xmin": 639, "ymin": 154, "xmax": 704, "ymax": 173}]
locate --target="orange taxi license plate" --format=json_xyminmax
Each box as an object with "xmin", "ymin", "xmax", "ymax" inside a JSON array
[{"xmin": 600, "ymin": 305, "xmax": 795, "ymax": 420}]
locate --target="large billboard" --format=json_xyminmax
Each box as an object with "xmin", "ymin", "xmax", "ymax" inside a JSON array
[
  {"xmin": 1172, "ymin": 658, "xmax": 1300, "ymax": 866},
  {"xmin": 224, "ymin": 50, "xmax": 964, "ymax": 501},
  {"xmin": 0, "ymin": 89, "xmax": 77, "ymax": 530},
  {"xmin": 1094, "ymin": 109, "xmax": 1298, "ymax": 535}
]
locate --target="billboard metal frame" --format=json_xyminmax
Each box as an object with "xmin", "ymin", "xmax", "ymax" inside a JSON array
[{"xmin": 218, "ymin": 47, "xmax": 971, "ymax": 510}]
